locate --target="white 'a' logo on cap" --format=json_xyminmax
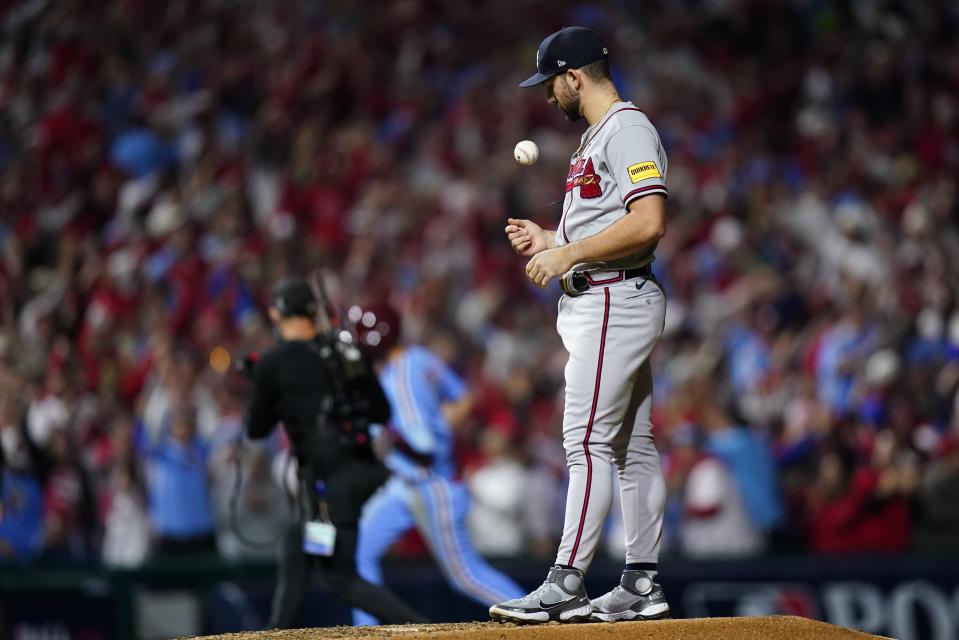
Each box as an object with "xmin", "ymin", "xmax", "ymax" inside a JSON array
[{"xmin": 536, "ymin": 49, "xmax": 541, "ymax": 68}]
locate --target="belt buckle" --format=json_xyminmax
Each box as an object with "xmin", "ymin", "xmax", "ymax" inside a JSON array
[{"xmin": 560, "ymin": 271, "xmax": 590, "ymax": 297}]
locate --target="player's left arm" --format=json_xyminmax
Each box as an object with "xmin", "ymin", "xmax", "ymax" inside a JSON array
[{"xmin": 526, "ymin": 125, "xmax": 667, "ymax": 287}]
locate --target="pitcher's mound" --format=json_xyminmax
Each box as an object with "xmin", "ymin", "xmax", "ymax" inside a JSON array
[{"xmin": 192, "ymin": 615, "xmax": 886, "ymax": 640}]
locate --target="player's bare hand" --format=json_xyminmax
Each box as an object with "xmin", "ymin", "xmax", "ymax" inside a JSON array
[
  {"xmin": 506, "ymin": 218, "xmax": 550, "ymax": 257},
  {"xmin": 526, "ymin": 246, "xmax": 574, "ymax": 288}
]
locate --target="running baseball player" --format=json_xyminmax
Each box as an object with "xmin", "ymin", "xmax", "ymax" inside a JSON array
[
  {"xmin": 489, "ymin": 27, "xmax": 670, "ymax": 624},
  {"xmin": 348, "ymin": 304, "xmax": 525, "ymax": 626}
]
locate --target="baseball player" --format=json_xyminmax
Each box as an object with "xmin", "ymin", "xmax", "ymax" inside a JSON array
[
  {"xmin": 348, "ymin": 304, "xmax": 525, "ymax": 626},
  {"xmin": 489, "ymin": 27, "xmax": 670, "ymax": 624}
]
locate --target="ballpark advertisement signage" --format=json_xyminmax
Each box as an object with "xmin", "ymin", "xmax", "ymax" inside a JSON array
[
  {"xmin": 658, "ymin": 556, "xmax": 959, "ymax": 640},
  {"xmin": 679, "ymin": 579, "xmax": 958, "ymax": 640}
]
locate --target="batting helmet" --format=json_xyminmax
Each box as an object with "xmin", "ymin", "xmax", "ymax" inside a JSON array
[{"xmin": 346, "ymin": 302, "xmax": 401, "ymax": 359}]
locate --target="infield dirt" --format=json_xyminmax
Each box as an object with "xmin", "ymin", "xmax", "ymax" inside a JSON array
[{"xmin": 189, "ymin": 615, "xmax": 886, "ymax": 640}]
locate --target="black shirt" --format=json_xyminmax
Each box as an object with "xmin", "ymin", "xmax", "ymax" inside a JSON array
[{"xmin": 245, "ymin": 336, "xmax": 390, "ymax": 473}]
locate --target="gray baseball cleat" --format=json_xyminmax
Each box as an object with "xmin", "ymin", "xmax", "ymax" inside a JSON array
[
  {"xmin": 590, "ymin": 570, "xmax": 670, "ymax": 622},
  {"xmin": 489, "ymin": 565, "xmax": 592, "ymax": 624}
]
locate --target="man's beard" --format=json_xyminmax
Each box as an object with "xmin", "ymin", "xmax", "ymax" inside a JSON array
[{"xmin": 558, "ymin": 83, "xmax": 582, "ymax": 122}]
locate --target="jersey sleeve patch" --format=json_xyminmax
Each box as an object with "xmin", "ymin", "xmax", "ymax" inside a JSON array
[{"xmin": 628, "ymin": 161, "xmax": 661, "ymax": 183}]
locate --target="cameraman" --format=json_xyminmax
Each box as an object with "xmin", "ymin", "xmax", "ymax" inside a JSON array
[{"xmin": 245, "ymin": 277, "xmax": 426, "ymax": 628}]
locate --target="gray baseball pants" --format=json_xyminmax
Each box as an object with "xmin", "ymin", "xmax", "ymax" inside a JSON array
[{"xmin": 553, "ymin": 276, "xmax": 667, "ymax": 573}]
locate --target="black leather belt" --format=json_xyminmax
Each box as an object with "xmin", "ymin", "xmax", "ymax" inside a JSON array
[{"xmin": 560, "ymin": 264, "xmax": 653, "ymax": 297}]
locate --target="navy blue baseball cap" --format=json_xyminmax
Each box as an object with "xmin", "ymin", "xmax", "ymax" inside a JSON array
[{"xmin": 519, "ymin": 27, "xmax": 609, "ymax": 87}]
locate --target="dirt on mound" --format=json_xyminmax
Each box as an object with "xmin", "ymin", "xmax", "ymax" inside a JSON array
[{"xmin": 189, "ymin": 616, "xmax": 886, "ymax": 640}]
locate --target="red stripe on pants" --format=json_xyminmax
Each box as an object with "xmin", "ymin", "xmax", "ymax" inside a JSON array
[{"xmin": 568, "ymin": 287, "xmax": 611, "ymax": 567}]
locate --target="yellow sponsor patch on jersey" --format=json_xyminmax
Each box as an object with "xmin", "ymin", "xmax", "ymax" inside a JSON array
[{"xmin": 628, "ymin": 161, "xmax": 661, "ymax": 183}]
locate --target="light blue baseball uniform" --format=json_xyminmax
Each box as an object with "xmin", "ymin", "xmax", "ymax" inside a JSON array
[{"xmin": 353, "ymin": 346, "xmax": 524, "ymax": 626}]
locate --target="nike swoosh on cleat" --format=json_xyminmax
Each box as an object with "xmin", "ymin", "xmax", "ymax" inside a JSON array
[{"xmin": 539, "ymin": 597, "xmax": 576, "ymax": 611}]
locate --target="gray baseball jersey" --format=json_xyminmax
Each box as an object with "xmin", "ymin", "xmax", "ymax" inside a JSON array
[
  {"xmin": 552, "ymin": 101, "xmax": 668, "ymax": 572},
  {"xmin": 557, "ymin": 101, "xmax": 668, "ymax": 276}
]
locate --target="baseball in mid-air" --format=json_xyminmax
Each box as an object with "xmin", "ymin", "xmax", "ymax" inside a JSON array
[{"xmin": 513, "ymin": 139, "xmax": 539, "ymax": 166}]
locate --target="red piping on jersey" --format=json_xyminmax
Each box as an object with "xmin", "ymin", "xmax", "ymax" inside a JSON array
[
  {"xmin": 568, "ymin": 287, "xmax": 611, "ymax": 567},
  {"xmin": 585, "ymin": 270, "xmax": 624, "ymax": 285},
  {"xmin": 623, "ymin": 184, "xmax": 668, "ymax": 204},
  {"xmin": 581, "ymin": 107, "xmax": 644, "ymax": 156}
]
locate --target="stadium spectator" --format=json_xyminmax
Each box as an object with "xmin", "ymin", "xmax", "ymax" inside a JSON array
[
  {"xmin": 101, "ymin": 462, "xmax": 150, "ymax": 567},
  {"xmin": 916, "ymin": 436, "xmax": 959, "ymax": 552},
  {"xmin": 698, "ymin": 396, "xmax": 784, "ymax": 537},
  {"xmin": 0, "ymin": 453, "xmax": 45, "ymax": 562},
  {"xmin": 916, "ymin": 431, "xmax": 959, "ymax": 552},
  {"xmin": 465, "ymin": 426, "xmax": 526, "ymax": 557},
  {"xmin": 40, "ymin": 427, "xmax": 96, "ymax": 560},
  {"xmin": 806, "ymin": 440, "xmax": 914, "ymax": 554},
  {"xmin": 668, "ymin": 424, "xmax": 763, "ymax": 558},
  {"xmin": 141, "ymin": 412, "xmax": 216, "ymax": 555}
]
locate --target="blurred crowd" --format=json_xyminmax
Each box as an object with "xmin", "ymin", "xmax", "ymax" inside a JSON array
[{"xmin": 1, "ymin": 0, "xmax": 958, "ymax": 568}]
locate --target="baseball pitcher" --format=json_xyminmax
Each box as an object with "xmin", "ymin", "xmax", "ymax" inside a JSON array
[{"xmin": 489, "ymin": 26, "xmax": 670, "ymax": 624}]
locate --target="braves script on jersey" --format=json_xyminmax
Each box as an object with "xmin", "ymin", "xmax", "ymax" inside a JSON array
[
  {"xmin": 558, "ymin": 102, "xmax": 668, "ymax": 277},
  {"xmin": 552, "ymin": 101, "xmax": 669, "ymax": 573}
]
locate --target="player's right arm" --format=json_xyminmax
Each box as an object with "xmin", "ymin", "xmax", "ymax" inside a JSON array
[{"xmin": 505, "ymin": 217, "xmax": 555, "ymax": 257}]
